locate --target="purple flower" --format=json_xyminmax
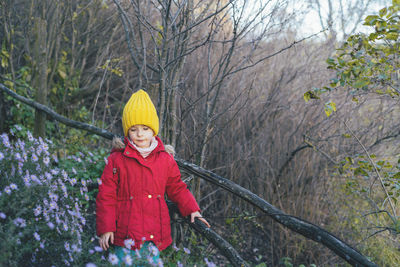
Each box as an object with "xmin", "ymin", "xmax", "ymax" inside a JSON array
[
  {"xmin": 61, "ymin": 170, "xmax": 68, "ymax": 180},
  {"xmin": 204, "ymin": 257, "xmax": 216, "ymax": 267},
  {"xmin": 172, "ymin": 243, "xmax": 180, "ymax": 251},
  {"xmin": 71, "ymin": 244, "xmax": 81, "ymax": 253},
  {"xmin": 34, "ymin": 232, "xmax": 41, "ymax": 241},
  {"xmin": 123, "ymin": 254, "xmax": 133, "ymax": 266},
  {"xmin": 47, "ymin": 222, "xmax": 55, "ymax": 229},
  {"xmin": 49, "ymin": 192, "xmax": 59, "ymax": 202},
  {"xmin": 13, "ymin": 218, "xmax": 26, "ymax": 227},
  {"xmin": 85, "ymin": 263, "xmax": 97, "ymax": 267},
  {"xmin": 177, "ymin": 261, "xmax": 183, "ymax": 267},
  {"xmin": 1, "ymin": 133, "xmax": 10, "ymax": 148},
  {"xmin": 150, "ymin": 245, "xmax": 159, "ymax": 256},
  {"xmin": 23, "ymin": 174, "xmax": 31, "ymax": 187},
  {"xmin": 27, "ymin": 131, "xmax": 34, "ymax": 142},
  {"xmin": 34, "ymin": 205, "xmax": 42, "ymax": 216},
  {"xmin": 0, "ymin": 212, "xmax": 6, "ymax": 219},
  {"xmin": 45, "ymin": 172, "xmax": 53, "ymax": 181},
  {"xmin": 108, "ymin": 253, "xmax": 119, "ymax": 265},
  {"xmin": 4, "ymin": 186, "xmax": 11, "ymax": 195},
  {"xmin": 49, "ymin": 201, "xmax": 58, "ymax": 210},
  {"xmin": 183, "ymin": 247, "xmax": 190, "ymax": 254},
  {"xmin": 14, "ymin": 152, "xmax": 22, "ymax": 161},
  {"xmin": 10, "ymin": 183, "xmax": 18, "ymax": 190},
  {"xmin": 31, "ymin": 174, "xmax": 39, "ymax": 183},
  {"xmin": 124, "ymin": 238, "xmax": 135, "ymax": 249},
  {"xmin": 43, "ymin": 157, "xmax": 50, "ymax": 166},
  {"xmin": 64, "ymin": 242, "xmax": 71, "ymax": 252},
  {"xmin": 36, "ymin": 146, "xmax": 43, "ymax": 156},
  {"xmin": 94, "ymin": 246, "xmax": 103, "ymax": 252},
  {"xmin": 31, "ymin": 153, "xmax": 38, "ymax": 162},
  {"xmin": 0, "ymin": 151, "xmax": 4, "ymax": 161}
]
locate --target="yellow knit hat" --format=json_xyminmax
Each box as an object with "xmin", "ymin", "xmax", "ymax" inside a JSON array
[{"xmin": 122, "ymin": 89, "xmax": 159, "ymax": 136}]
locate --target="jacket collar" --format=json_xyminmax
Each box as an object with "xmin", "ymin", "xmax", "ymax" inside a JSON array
[{"xmin": 123, "ymin": 136, "xmax": 165, "ymax": 159}]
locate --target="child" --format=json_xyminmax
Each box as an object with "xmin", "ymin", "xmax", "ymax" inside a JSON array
[{"xmin": 96, "ymin": 89, "xmax": 210, "ymax": 261}]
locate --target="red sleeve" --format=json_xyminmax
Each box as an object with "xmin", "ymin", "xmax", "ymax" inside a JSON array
[
  {"xmin": 165, "ymin": 157, "xmax": 200, "ymax": 217},
  {"xmin": 96, "ymin": 153, "xmax": 118, "ymax": 236}
]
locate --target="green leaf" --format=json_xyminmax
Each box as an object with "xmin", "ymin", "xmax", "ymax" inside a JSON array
[
  {"xmin": 393, "ymin": 172, "xmax": 400, "ymax": 179},
  {"xmin": 353, "ymin": 79, "xmax": 369, "ymax": 88},
  {"xmin": 324, "ymin": 101, "xmax": 336, "ymax": 117},
  {"xmin": 364, "ymin": 15, "xmax": 379, "ymax": 25},
  {"xmin": 379, "ymin": 7, "xmax": 388, "ymax": 17},
  {"xmin": 303, "ymin": 91, "xmax": 319, "ymax": 102},
  {"xmin": 354, "ymin": 167, "xmax": 369, "ymax": 177},
  {"xmin": 386, "ymin": 32, "xmax": 399, "ymax": 40}
]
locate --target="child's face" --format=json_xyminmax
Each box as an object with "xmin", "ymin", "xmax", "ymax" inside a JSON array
[{"xmin": 128, "ymin": 125, "xmax": 154, "ymax": 148}]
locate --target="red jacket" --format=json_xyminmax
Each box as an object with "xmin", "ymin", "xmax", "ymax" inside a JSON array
[{"xmin": 96, "ymin": 136, "xmax": 200, "ymax": 251}]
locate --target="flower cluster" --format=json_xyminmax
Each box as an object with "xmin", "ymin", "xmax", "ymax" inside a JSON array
[{"xmin": 0, "ymin": 128, "xmax": 89, "ymax": 266}]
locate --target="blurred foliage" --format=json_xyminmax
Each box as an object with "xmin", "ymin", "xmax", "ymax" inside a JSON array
[
  {"xmin": 304, "ymin": 0, "xmax": 400, "ymax": 115},
  {"xmin": 329, "ymin": 175, "xmax": 400, "ymax": 266},
  {"xmin": 336, "ymin": 153, "xmax": 400, "ymax": 233},
  {"xmin": 303, "ymin": 0, "xmax": 400, "ymax": 265}
]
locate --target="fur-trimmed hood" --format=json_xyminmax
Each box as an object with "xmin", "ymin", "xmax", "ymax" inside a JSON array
[{"xmin": 112, "ymin": 136, "xmax": 175, "ymax": 156}]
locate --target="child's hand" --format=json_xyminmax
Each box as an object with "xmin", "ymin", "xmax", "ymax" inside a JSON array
[
  {"xmin": 99, "ymin": 232, "xmax": 114, "ymax": 251},
  {"xmin": 191, "ymin": 211, "xmax": 211, "ymax": 228}
]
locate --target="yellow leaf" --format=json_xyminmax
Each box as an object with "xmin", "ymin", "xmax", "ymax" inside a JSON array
[
  {"xmin": 324, "ymin": 101, "xmax": 336, "ymax": 117},
  {"xmin": 303, "ymin": 92, "xmax": 311, "ymax": 102},
  {"xmin": 58, "ymin": 69, "xmax": 66, "ymax": 79}
]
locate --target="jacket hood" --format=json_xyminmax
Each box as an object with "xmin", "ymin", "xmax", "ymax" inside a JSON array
[{"xmin": 111, "ymin": 136, "xmax": 175, "ymax": 156}]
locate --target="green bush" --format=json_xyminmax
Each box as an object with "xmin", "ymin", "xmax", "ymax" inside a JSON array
[{"xmin": 0, "ymin": 126, "xmax": 87, "ymax": 266}]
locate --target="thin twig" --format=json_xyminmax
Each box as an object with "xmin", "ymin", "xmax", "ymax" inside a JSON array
[{"xmin": 343, "ymin": 120, "xmax": 397, "ymax": 219}]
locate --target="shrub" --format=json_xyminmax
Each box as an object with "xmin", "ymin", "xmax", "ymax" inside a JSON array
[{"xmin": 0, "ymin": 127, "xmax": 88, "ymax": 266}]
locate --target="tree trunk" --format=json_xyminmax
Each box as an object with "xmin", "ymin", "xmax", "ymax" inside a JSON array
[{"xmin": 33, "ymin": 17, "xmax": 48, "ymax": 138}]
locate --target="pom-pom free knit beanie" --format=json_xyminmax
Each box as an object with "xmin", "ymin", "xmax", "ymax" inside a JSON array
[{"xmin": 122, "ymin": 89, "xmax": 159, "ymax": 136}]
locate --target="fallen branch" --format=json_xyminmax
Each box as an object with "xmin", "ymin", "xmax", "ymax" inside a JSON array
[
  {"xmin": 0, "ymin": 83, "xmax": 114, "ymax": 140},
  {"xmin": 176, "ymin": 158, "xmax": 377, "ymax": 267},
  {"xmin": 167, "ymin": 201, "xmax": 249, "ymax": 267}
]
